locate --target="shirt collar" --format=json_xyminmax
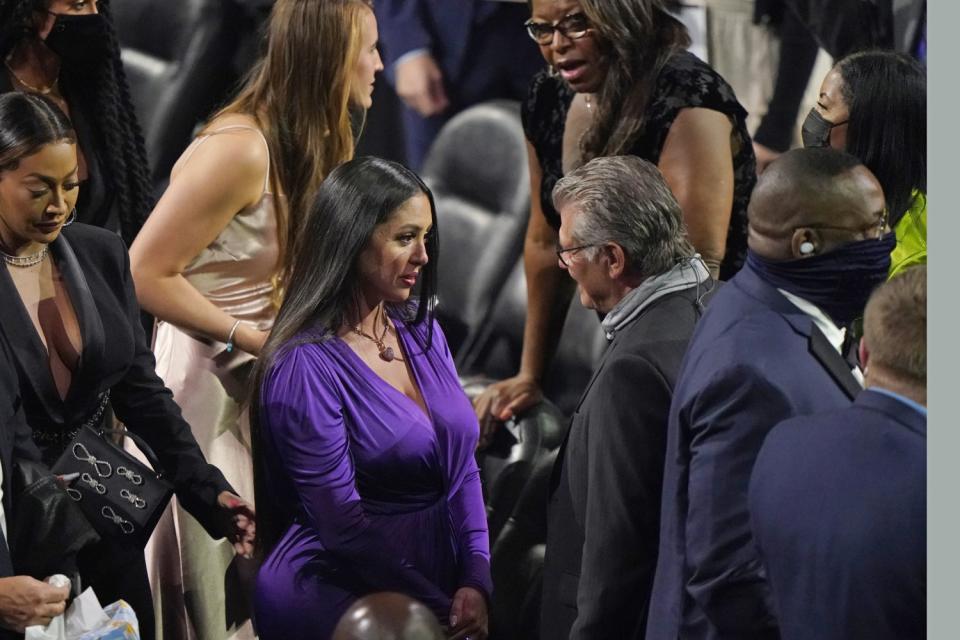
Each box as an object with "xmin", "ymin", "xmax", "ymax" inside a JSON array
[
  {"xmin": 868, "ymin": 387, "xmax": 928, "ymax": 418},
  {"xmin": 778, "ymin": 288, "xmax": 864, "ymax": 385}
]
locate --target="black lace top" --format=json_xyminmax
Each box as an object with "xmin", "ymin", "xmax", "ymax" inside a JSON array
[{"xmin": 522, "ymin": 50, "xmax": 756, "ymax": 280}]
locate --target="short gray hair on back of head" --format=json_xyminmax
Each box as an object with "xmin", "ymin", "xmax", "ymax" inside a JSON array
[{"xmin": 552, "ymin": 155, "xmax": 694, "ymax": 276}]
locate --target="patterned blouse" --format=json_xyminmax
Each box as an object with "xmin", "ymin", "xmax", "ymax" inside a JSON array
[{"xmin": 522, "ymin": 50, "xmax": 757, "ymax": 280}]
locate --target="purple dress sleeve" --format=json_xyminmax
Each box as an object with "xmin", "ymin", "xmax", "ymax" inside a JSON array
[{"xmin": 261, "ymin": 345, "xmax": 453, "ymax": 617}]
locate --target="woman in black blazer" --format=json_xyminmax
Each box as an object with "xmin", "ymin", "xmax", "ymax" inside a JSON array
[{"xmin": 0, "ymin": 94, "xmax": 254, "ymax": 637}]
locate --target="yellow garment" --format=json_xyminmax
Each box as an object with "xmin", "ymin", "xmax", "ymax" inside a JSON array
[{"xmin": 890, "ymin": 191, "xmax": 927, "ymax": 278}]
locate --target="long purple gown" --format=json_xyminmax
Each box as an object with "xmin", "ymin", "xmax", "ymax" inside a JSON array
[{"xmin": 253, "ymin": 318, "xmax": 491, "ymax": 639}]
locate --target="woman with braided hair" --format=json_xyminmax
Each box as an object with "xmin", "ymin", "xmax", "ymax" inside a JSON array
[
  {"xmin": 128, "ymin": 0, "xmax": 383, "ymax": 638},
  {"xmin": 0, "ymin": 0, "xmax": 153, "ymax": 246}
]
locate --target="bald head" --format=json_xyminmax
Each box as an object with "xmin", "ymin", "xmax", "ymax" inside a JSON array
[
  {"xmin": 332, "ymin": 593, "xmax": 445, "ymax": 640},
  {"xmin": 748, "ymin": 148, "xmax": 886, "ymax": 261}
]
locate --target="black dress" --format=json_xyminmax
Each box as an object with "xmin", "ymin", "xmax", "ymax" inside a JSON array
[
  {"xmin": 522, "ymin": 50, "xmax": 756, "ymax": 280},
  {"xmin": 0, "ymin": 224, "xmax": 232, "ymax": 640}
]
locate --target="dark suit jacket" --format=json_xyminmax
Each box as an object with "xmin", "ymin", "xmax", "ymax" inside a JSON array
[
  {"xmin": 0, "ymin": 337, "xmax": 43, "ymax": 577},
  {"xmin": 749, "ymin": 389, "xmax": 926, "ymax": 640},
  {"xmin": 541, "ymin": 287, "xmax": 710, "ymax": 640},
  {"xmin": 646, "ymin": 264, "xmax": 862, "ymax": 640},
  {"xmin": 375, "ymin": 0, "xmax": 478, "ymax": 79},
  {"xmin": 0, "ymin": 224, "xmax": 231, "ymax": 536}
]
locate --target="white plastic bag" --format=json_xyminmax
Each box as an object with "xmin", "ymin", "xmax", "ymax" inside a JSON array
[{"xmin": 25, "ymin": 577, "xmax": 139, "ymax": 640}]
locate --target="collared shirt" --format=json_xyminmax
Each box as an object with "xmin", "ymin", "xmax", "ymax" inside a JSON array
[
  {"xmin": 778, "ymin": 288, "xmax": 864, "ymax": 385},
  {"xmin": 869, "ymin": 387, "xmax": 928, "ymax": 418}
]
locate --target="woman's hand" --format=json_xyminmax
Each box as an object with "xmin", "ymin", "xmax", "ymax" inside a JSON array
[
  {"xmin": 447, "ymin": 587, "xmax": 488, "ymax": 640},
  {"xmin": 217, "ymin": 491, "xmax": 256, "ymax": 558},
  {"xmin": 0, "ymin": 576, "xmax": 69, "ymax": 632},
  {"xmin": 472, "ymin": 374, "xmax": 543, "ymax": 449}
]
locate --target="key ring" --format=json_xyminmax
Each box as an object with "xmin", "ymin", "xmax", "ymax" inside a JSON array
[
  {"xmin": 72, "ymin": 443, "xmax": 113, "ymax": 478},
  {"xmin": 120, "ymin": 489, "xmax": 147, "ymax": 510},
  {"xmin": 66, "ymin": 487, "xmax": 82, "ymax": 501},
  {"xmin": 80, "ymin": 472, "xmax": 107, "ymax": 495},
  {"xmin": 117, "ymin": 466, "xmax": 143, "ymax": 486},
  {"xmin": 101, "ymin": 507, "xmax": 134, "ymax": 534}
]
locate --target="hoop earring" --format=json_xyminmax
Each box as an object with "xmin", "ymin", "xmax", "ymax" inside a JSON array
[{"xmin": 62, "ymin": 208, "xmax": 77, "ymax": 227}]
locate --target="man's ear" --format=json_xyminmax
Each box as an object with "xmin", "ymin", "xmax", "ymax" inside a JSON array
[
  {"xmin": 791, "ymin": 228, "xmax": 822, "ymax": 259},
  {"xmin": 858, "ymin": 337, "xmax": 870, "ymax": 372},
  {"xmin": 605, "ymin": 243, "xmax": 627, "ymax": 278}
]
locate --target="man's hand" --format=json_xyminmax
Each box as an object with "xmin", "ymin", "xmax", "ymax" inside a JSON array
[
  {"xmin": 472, "ymin": 374, "xmax": 543, "ymax": 449},
  {"xmin": 217, "ymin": 491, "xmax": 256, "ymax": 558},
  {"xmin": 0, "ymin": 576, "xmax": 69, "ymax": 632},
  {"xmin": 395, "ymin": 52, "xmax": 450, "ymax": 117},
  {"xmin": 447, "ymin": 587, "xmax": 488, "ymax": 640}
]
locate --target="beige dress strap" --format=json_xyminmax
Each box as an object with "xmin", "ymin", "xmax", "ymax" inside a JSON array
[{"xmin": 180, "ymin": 124, "xmax": 272, "ymax": 194}]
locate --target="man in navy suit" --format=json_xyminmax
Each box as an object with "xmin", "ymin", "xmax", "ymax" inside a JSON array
[
  {"xmin": 374, "ymin": 0, "xmax": 542, "ymax": 168},
  {"xmin": 646, "ymin": 148, "xmax": 895, "ymax": 639},
  {"xmin": 748, "ymin": 265, "xmax": 926, "ymax": 640}
]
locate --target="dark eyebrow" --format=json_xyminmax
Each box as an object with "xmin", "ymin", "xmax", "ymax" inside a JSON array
[{"xmin": 24, "ymin": 166, "xmax": 80, "ymax": 184}]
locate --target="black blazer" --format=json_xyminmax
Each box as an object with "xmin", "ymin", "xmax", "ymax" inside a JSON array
[
  {"xmin": 541, "ymin": 286, "xmax": 710, "ymax": 640},
  {"xmin": 0, "ymin": 224, "xmax": 231, "ymax": 538},
  {"xmin": 0, "ymin": 338, "xmax": 43, "ymax": 577},
  {"xmin": 749, "ymin": 389, "xmax": 926, "ymax": 640}
]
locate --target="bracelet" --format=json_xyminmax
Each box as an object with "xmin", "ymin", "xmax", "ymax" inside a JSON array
[{"xmin": 225, "ymin": 320, "xmax": 242, "ymax": 353}]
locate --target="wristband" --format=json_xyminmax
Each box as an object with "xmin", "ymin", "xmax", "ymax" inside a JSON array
[{"xmin": 225, "ymin": 320, "xmax": 242, "ymax": 353}]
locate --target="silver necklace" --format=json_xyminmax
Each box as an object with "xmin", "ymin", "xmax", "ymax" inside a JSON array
[{"xmin": 1, "ymin": 245, "xmax": 48, "ymax": 267}]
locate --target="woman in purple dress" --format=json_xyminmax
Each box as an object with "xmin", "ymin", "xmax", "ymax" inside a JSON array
[{"xmin": 250, "ymin": 157, "xmax": 491, "ymax": 640}]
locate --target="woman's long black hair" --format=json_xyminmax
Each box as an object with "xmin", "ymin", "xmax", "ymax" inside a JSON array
[
  {"xmin": 249, "ymin": 156, "xmax": 439, "ymax": 554},
  {"xmin": 0, "ymin": 0, "xmax": 154, "ymax": 245},
  {"xmin": 836, "ymin": 50, "xmax": 926, "ymax": 226}
]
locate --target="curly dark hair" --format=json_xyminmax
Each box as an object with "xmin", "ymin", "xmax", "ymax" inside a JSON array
[{"xmin": 0, "ymin": 0, "xmax": 153, "ymax": 245}]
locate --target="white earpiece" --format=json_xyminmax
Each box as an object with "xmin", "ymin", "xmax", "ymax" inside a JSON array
[{"xmin": 799, "ymin": 241, "xmax": 815, "ymax": 255}]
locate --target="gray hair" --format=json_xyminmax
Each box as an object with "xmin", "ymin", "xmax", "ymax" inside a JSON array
[{"xmin": 552, "ymin": 155, "xmax": 694, "ymax": 276}]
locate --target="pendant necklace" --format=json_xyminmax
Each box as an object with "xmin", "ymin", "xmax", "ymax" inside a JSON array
[{"xmin": 353, "ymin": 306, "xmax": 403, "ymax": 363}]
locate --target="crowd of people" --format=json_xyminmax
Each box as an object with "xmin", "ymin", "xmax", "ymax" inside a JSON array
[{"xmin": 0, "ymin": 0, "xmax": 926, "ymax": 639}]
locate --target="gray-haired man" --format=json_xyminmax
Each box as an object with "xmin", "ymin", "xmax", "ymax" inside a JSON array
[{"xmin": 540, "ymin": 155, "xmax": 713, "ymax": 640}]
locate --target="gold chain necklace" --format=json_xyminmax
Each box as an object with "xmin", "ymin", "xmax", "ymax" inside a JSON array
[
  {"xmin": 352, "ymin": 306, "xmax": 403, "ymax": 363},
  {"xmin": 4, "ymin": 57, "xmax": 59, "ymax": 95}
]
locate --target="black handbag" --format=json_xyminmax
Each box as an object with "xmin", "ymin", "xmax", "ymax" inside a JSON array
[{"xmin": 52, "ymin": 425, "xmax": 174, "ymax": 547}]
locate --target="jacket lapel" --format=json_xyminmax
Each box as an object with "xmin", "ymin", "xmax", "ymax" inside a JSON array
[
  {"xmin": 735, "ymin": 266, "xmax": 862, "ymax": 400},
  {"xmin": 807, "ymin": 324, "xmax": 862, "ymax": 400},
  {"xmin": 51, "ymin": 233, "xmax": 106, "ymax": 411},
  {"xmin": 0, "ymin": 266, "xmax": 64, "ymax": 422}
]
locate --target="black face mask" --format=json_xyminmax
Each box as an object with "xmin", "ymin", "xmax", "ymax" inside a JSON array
[
  {"xmin": 44, "ymin": 13, "xmax": 110, "ymax": 67},
  {"xmin": 801, "ymin": 108, "xmax": 849, "ymax": 148},
  {"xmin": 746, "ymin": 233, "xmax": 896, "ymax": 327}
]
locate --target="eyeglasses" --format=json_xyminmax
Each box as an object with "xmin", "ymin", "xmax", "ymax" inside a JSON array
[
  {"xmin": 803, "ymin": 208, "xmax": 890, "ymax": 240},
  {"xmin": 525, "ymin": 12, "xmax": 592, "ymax": 45},
  {"xmin": 556, "ymin": 242, "xmax": 598, "ymax": 267}
]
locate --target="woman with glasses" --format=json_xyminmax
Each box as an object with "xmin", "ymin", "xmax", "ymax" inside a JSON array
[
  {"xmin": 801, "ymin": 50, "xmax": 926, "ymax": 279},
  {"xmin": 473, "ymin": 0, "xmax": 756, "ymax": 435}
]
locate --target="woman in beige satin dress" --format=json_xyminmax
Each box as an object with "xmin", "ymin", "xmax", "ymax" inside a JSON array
[{"xmin": 128, "ymin": 1, "xmax": 383, "ymax": 638}]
